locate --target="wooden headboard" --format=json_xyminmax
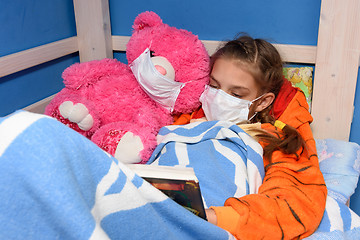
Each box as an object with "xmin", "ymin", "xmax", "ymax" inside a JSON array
[{"xmin": 0, "ymin": 0, "xmax": 359, "ymax": 141}]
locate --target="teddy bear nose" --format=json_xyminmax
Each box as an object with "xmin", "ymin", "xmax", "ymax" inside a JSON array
[
  {"xmin": 151, "ymin": 56, "xmax": 175, "ymax": 80},
  {"xmin": 154, "ymin": 65, "xmax": 167, "ymax": 76}
]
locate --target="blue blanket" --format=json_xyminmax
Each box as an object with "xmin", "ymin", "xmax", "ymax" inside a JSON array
[
  {"xmin": 147, "ymin": 121, "xmax": 264, "ymax": 208},
  {"xmin": 1, "ymin": 110, "xmax": 360, "ymax": 239},
  {"xmin": 305, "ymin": 139, "xmax": 360, "ymax": 239},
  {"xmin": 0, "ymin": 111, "xmax": 238, "ymax": 240}
]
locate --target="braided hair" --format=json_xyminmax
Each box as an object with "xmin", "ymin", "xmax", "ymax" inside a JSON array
[{"xmin": 210, "ymin": 34, "xmax": 305, "ymax": 160}]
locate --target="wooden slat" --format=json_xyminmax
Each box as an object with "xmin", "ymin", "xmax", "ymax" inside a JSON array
[
  {"xmin": 23, "ymin": 94, "xmax": 56, "ymax": 114},
  {"xmin": 0, "ymin": 35, "xmax": 318, "ymax": 79},
  {"xmin": 112, "ymin": 36, "xmax": 317, "ymax": 64},
  {"xmin": 311, "ymin": 0, "xmax": 360, "ymax": 140},
  {"xmin": 21, "ymin": 35, "xmax": 316, "ymax": 114},
  {"xmin": 274, "ymin": 44, "xmax": 317, "ymax": 64},
  {"xmin": 73, "ymin": 0, "xmax": 113, "ymax": 62},
  {"xmin": 0, "ymin": 37, "xmax": 78, "ymax": 78},
  {"xmin": 202, "ymin": 40, "xmax": 317, "ymax": 63},
  {"xmin": 112, "ymin": 35, "xmax": 130, "ymax": 51}
]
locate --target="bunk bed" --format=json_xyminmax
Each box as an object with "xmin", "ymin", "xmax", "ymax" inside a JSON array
[{"xmin": 0, "ymin": 0, "xmax": 360, "ymax": 239}]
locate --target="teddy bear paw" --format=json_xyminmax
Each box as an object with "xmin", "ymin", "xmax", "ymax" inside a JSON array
[
  {"xmin": 58, "ymin": 101, "xmax": 94, "ymax": 131},
  {"xmin": 114, "ymin": 132, "xmax": 144, "ymax": 164}
]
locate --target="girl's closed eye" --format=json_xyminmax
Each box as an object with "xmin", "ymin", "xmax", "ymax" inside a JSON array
[
  {"xmin": 230, "ymin": 88, "xmax": 249, "ymax": 99},
  {"xmin": 209, "ymin": 76, "xmax": 220, "ymax": 89},
  {"xmin": 231, "ymin": 92, "xmax": 243, "ymax": 98},
  {"xmin": 209, "ymin": 84, "xmax": 219, "ymax": 89}
]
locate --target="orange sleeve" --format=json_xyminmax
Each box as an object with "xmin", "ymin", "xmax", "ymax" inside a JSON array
[
  {"xmin": 172, "ymin": 113, "xmax": 192, "ymax": 125},
  {"xmin": 211, "ymin": 91, "xmax": 327, "ymax": 239},
  {"xmin": 172, "ymin": 107, "xmax": 205, "ymax": 125}
]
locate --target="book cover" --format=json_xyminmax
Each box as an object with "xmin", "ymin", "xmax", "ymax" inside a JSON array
[{"xmin": 127, "ymin": 164, "xmax": 207, "ymax": 220}]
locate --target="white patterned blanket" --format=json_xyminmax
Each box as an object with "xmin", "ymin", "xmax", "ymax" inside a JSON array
[{"xmin": 1, "ymin": 111, "xmax": 360, "ymax": 239}]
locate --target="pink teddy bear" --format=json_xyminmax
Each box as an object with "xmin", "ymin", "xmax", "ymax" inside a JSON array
[{"xmin": 45, "ymin": 11, "xmax": 210, "ymax": 164}]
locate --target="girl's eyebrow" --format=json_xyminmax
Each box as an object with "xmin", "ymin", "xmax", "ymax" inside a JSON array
[{"xmin": 232, "ymin": 85, "xmax": 250, "ymax": 92}]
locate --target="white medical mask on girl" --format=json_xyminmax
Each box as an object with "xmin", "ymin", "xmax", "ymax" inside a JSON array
[
  {"xmin": 130, "ymin": 48, "xmax": 184, "ymax": 112},
  {"xmin": 199, "ymin": 85, "xmax": 264, "ymax": 123}
]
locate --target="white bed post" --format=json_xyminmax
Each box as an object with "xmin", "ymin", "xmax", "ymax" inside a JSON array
[
  {"xmin": 311, "ymin": 0, "xmax": 360, "ymax": 141},
  {"xmin": 73, "ymin": 0, "xmax": 113, "ymax": 62}
]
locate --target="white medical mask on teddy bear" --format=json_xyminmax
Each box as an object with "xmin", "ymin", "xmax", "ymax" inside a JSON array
[
  {"xmin": 130, "ymin": 48, "xmax": 184, "ymax": 112},
  {"xmin": 200, "ymin": 85, "xmax": 264, "ymax": 123}
]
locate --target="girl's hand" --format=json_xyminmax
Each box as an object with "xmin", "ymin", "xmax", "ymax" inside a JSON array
[{"xmin": 205, "ymin": 209, "xmax": 217, "ymax": 225}]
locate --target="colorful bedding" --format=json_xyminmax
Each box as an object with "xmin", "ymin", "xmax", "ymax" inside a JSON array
[
  {"xmin": 283, "ymin": 67, "xmax": 313, "ymax": 109},
  {"xmin": 0, "ymin": 110, "xmax": 360, "ymax": 239}
]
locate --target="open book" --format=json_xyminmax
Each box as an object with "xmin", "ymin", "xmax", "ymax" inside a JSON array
[{"xmin": 127, "ymin": 164, "xmax": 207, "ymax": 220}]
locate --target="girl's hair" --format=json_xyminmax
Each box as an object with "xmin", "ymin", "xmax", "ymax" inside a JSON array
[{"xmin": 210, "ymin": 34, "xmax": 305, "ymax": 160}]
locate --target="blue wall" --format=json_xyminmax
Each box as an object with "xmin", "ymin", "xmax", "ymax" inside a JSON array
[
  {"xmin": 350, "ymin": 68, "xmax": 360, "ymax": 211},
  {"xmin": 110, "ymin": 0, "xmax": 320, "ymax": 45},
  {"xmin": 0, "ymin": 0, "xmax": 78, "ymax": 116},
  {"xmin": 1, "ymin": 0, "xmax": 360, "ymax": 213}
]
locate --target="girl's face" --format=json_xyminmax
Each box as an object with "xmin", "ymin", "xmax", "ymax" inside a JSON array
[
  {"xmin": 210, "ymin": 58, "xmax": 260, "ymax": 101},
  {"xmin": 209, "ymin": 58, "xmax": 275, "ymax": 119}
]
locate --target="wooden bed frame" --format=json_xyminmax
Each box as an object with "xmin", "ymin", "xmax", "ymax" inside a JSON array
[{"xmin": 0, "ymin": 0, "xmax": 359, "ymax": 141}]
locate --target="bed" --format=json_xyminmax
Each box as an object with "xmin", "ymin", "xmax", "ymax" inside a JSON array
[{"xmin": 0, "ymin": 0, "xmax": 360, "ymax": 239}]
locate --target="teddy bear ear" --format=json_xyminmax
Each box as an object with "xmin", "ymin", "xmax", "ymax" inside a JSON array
[{"xmin": 132, "ymin": 11, "xmax": 163, "ymax": 31}]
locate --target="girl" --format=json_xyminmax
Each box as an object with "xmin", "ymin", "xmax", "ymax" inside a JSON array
[{"xmin": 174, "ymin": 35, "xmax": 327, "ymax": 239}]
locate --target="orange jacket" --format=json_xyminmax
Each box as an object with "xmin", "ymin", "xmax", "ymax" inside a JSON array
[{"xmin": 174, "ymin": 88, "xmax": 327, "ymax": 239}]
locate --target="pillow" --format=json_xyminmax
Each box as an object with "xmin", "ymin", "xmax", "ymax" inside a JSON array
[
  {"xmin": 316, "ymin": 138, "xmax": 360, "ymax": 204},
  {"xmin": 283, "ymin": 67, "xmax": 313, "ymax": 110}
]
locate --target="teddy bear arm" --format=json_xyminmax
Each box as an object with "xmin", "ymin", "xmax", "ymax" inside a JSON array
[
  {"xmin": 62, "ymin": 59, "xmax": 128, "ymax": 90},
  {"xmin": 91, "ymin": 120, "xmax": 161, "ymax": 164}
]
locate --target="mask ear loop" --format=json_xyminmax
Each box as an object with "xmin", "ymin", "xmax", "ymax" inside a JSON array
[
  {"xmin": 251, "ymin": 94, "xmax": 266, "ymax": 104},
  {"xmin": 247, "ymin": 94, "xmax": 265, "ymax": 122},
  {"xmin": 248, "ymin": 112, "xmax": 258, "ymax": 121},
  {"xmin": 149, "ymin": 40, "xmax": 152, "ymax": 49}
]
